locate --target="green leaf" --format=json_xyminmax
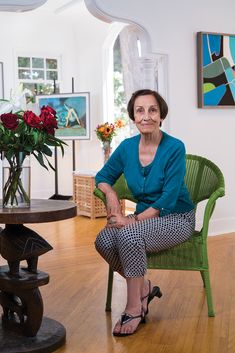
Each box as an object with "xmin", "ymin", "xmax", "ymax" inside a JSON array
[
  {"xmin": 32, "ymin": 151, "xmax": 48, "ymax": 170},
  {"xmin": 5, "ymin": 150, "xmax": 15, "ymax": 160},
  {"xmin": 46, "ymin": 140, "xmax": 58, "ymax": 147},
  {"xmin": 41, "ymin": 144, "xmax": 52, "ymax": 156},
  {"xmin": 44, "ymin": 155, "xmax": 55, "ymax": 171},
  {"xmin": 24, "ymin": 145, "xmax": 34, "ymax": 153}
]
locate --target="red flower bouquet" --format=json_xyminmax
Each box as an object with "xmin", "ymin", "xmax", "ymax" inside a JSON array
[{"xmin": 0, "ymin": 103, "xmax": 66, "ymax": 207}]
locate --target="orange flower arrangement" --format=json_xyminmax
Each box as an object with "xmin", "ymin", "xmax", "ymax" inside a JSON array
[
  {"xmin": 115, "ymin": 118, "xmax": 125, "ymax": 129},
  {"xmin": 95, "ymin": 119, "xmax": 125, "ymax": 143}
]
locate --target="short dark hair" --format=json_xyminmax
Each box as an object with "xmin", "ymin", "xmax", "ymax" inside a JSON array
[{"xmin": 127, "ymin": 89, "xmax": 168, "ymax": 122}]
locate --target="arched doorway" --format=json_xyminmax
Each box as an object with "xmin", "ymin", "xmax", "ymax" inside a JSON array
[{"xmin": 85, "ymin": 0, "xmax": 169, "ymax": 134}]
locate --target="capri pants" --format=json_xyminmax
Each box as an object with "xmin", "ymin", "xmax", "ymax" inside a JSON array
[{"xmin": 95, "ymin": 210, "xmax": 195, "ymax": 278}]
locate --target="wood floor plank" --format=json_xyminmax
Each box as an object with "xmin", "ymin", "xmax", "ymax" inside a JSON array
[{"xmin": 0, "ymin": 217, "xmax": 235, "ymax": 353}]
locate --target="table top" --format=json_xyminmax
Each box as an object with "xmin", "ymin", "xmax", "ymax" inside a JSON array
[{"xmin": 0, "ymin": 199, "xmax": 77, "ymax": 224}]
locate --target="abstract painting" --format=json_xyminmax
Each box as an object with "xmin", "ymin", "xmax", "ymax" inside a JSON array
[
  {"xmin": 36, "ymin": 92, "xmax": 90, "ymax": 139},
  {"xmin": 197, "ymin": 31, "xmax": 235, "ymax": 108}
]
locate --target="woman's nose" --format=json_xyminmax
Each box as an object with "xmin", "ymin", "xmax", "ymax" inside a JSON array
[{"xmin": 142, "ymin": 114, "xmax": 151, "ymax": 120}]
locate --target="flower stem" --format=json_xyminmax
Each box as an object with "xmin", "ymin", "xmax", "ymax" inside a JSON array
[{"xmin": 2, "ymin": 153, "xmax": 30, "ymax": 207}]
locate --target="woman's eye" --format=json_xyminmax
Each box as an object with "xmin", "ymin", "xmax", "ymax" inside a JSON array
[
  {"xmin": 136, "ymin": 107, "xmax": 144, "ymax": 113},
  {"xmin": 150, "ymin": 108, "xmax": 158, "ymax": 114}
]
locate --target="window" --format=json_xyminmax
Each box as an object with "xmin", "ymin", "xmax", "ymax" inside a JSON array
[
  {"xmin": 17, "ymin": 55, "xmax": 60, "ymax": 97},
  {"xmin": 113, "ymin": 36, "xmax": 131, "ymax": 145}
]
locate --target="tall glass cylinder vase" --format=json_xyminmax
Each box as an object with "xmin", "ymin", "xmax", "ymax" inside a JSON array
[
  {"xmin": 2, "ymin": 152, "xmax": 31, "ymax": 208},
  {"xmin": 102, "ymin": 141, "xmax": 112, "ymax": 164}
]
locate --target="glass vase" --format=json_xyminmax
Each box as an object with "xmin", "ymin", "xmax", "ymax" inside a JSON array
[
  {"xmin": 102, "ymin": 141, "xmax": 112, "ymax": 164},
  {"xmin": 2, "ymin": 152, "xmax": 31, "ymax": 208}
]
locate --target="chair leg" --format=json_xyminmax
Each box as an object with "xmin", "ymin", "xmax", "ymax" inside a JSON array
[
  {"xmin": 200, "ymin": 270, "xmax": 206, "ymax": 287},
  {"xmin": 105, "ymin": 267, "xmax": 114, "ymax": 312},
  {"xmin": 200, "ymin": 270, "xmax": 215, "ymax": 317}
]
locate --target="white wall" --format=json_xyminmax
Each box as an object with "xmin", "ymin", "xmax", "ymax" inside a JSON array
[
  {"xmin": 71, "ymin": 5, "xmax": 111, "ymax": 175},
  {"xmin": 0, "ymin": 2, "xmax": 110, "ymax": 198},
  {"xmin": 86, "ymin": 0, "xmax": 234, "ymax": 235}
]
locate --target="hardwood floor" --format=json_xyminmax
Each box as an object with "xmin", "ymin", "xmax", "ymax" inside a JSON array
[{"xmin": 1, "ymin": 216, "xmax": 235, "ymax": 353}]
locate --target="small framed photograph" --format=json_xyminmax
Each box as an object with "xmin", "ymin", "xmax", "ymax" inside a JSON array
[
  {"xmin": 197, "ymin": 31, "xmax": 235, "ymax": 108},
  {"xmin": 36, "ymin": 92, "xmax": 90, "ymax": 139},
  {"xmin": 0, "ymin": 62, "xmax": 4, "ymax": 99}
]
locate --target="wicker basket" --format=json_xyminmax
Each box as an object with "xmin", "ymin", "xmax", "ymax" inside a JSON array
[{"xmin": 73, "ymin": 172, "xmax": 107, "ymax": 219}]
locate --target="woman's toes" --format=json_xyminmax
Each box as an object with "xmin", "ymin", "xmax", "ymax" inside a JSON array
[
  {"xmin": 120, "ymin": 316, "xmax": 142, "ymax": 335},
  {"xmin": 113, "ymin": 319, "xmax": 122, "ymax": 335}
]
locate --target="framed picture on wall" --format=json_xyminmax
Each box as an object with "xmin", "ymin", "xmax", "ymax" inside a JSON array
[
  {"xmin": 0, "ymin": 62, "xmax": 4, "ymax": 99},
  {"xmin": 36, "ymin": 92, "xmax": 90, "ymax": 139},
  {"xmin": 197, "ymin": 31, "xmax": 235, "ymax": 108}
]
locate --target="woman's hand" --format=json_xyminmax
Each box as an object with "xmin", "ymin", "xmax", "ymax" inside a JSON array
[
  {"xmin": 106, "ymin": 214, "xmax": 136, "ymax": 228},
  {"xmin": 97, "ymin": 182, "xmax": 122, "ymax": 216},
  {"xmin": 105, "ymin": 191, "xmax": 122, "ymax": 217}
]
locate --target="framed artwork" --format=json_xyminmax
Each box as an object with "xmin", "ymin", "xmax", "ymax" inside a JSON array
[
  {"xmin": 0, "ymin": 62, "xmax": 4, "ymax": 99},
  {"xmin": 36, "ymin": 92, "xmax": 90, "ymax": 139},
  {"xmin": 197, "ymin": 31, "xmax": 235, "ymax": 108}
]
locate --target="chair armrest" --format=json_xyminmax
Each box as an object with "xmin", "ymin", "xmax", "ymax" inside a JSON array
[
  {"xmin": 201, "ymin": 186, "xmax": 225, "ymax": 238},
  {"xmin": 93, "ymin": 175, "xmax": 137, "ymax": 204},
  {"xmin": 93, "ymin": 187, "xmax": 106, "ymax": 204}
]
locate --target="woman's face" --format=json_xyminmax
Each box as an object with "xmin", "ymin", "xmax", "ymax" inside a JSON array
[{"xmin": 133, "ymin": 94, "xmax": 163, "ymax": 135}]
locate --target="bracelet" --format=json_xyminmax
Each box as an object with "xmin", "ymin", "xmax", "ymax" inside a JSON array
[{"xmin": 134, "ymin": 214, "xmax": 139, "ymax": 221}]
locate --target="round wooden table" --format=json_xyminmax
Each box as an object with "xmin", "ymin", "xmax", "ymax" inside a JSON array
[{"xmin": 0, "ymin": 199, "xmax": 77, "ymax": 353}]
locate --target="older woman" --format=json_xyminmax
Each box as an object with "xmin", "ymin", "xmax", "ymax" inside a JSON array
[{"xmin": 95, "ymin": 89, "xmax": 195, "ymax": 337}]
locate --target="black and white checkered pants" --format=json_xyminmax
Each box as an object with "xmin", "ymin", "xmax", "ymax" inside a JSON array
[{"xmin": 95, "ymin": 210, "xmax": 195, "ymax": 277}]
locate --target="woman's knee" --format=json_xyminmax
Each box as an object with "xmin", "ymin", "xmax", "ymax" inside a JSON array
[
  {"xmin": 95, "ymin": 230, "xmax": 115, "ymax": 254},
  {"xmin": 94, "ymin": 233, "xmax": 105, "ymax": 253}
]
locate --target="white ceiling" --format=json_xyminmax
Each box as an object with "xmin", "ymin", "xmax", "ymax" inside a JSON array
[
  {"xmin": 0, "ymin": 0, "xmax": 83, "ymax": 13},
  {"xmin": 44, "ymin": 0, "xmax": 83, "ymax": 13},
  {"xmin": 0, "ymin": 0, "xmax": 47, "ymax": 11}
]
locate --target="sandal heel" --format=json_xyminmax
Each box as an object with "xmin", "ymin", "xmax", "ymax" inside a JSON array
[
  {"xmin": 148, "ymin": 286, "xmax": 163, "ymax": 303},
  {"xmin": 142, "ymin": 282, "xmax": 163, "ymax": 316}
]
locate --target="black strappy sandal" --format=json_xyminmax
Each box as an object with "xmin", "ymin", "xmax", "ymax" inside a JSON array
[
  {"xmin": 142, "ymin": 280, "xmax": 162, "ymax": 315},
  {"xmin": 113, "ymin": 312, "xmax": 145, "ymax": 337}
]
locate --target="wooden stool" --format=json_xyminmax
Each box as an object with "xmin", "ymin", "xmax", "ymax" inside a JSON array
[
  {"xmin": 73, "ymin": 171, "xmax": 125, "ymax": 219},
  {"xmin": 73, "ymin": 172, "xmax": 107, "ymax": 219}
]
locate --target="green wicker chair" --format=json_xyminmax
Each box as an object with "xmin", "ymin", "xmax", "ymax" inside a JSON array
[{"xmin": 94, "ymin": 154, "xmax": 225, "ymax": 317}]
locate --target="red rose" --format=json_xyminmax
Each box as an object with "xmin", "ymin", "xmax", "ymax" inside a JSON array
[
  {"xmin": 40, "ymin": 113, "xmax": 58, "ymax": 135},
  {"xmin": 40, "ymin": 105, "xmax": 58, "ymax": 135},
  {"xmin": 41, "ymin": 105, "xmax": 57, "ymax": 117},
  {"xmin": 1, "ymin": 113, "xmax": 19, "ymax": 130},
  {"xmin": 23, "ymin": 111, "xmax": 42, "ymax": 129}
]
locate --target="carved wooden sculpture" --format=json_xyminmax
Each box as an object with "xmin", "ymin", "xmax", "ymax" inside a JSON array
[
  {"xmin": 0, "ymin": 224, "xmax": 53, "ymax": 276},
  {"xmin": 0, "ymin": 224, "xmax": 52, "ymax": 336},
  {"xmin": 0, "ymin": 199, "xmax": 77, "ymax": 352}
]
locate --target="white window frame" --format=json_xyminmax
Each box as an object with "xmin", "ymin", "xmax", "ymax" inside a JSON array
[{"xmin": 15, "ymin": 52, "xmax": 61, "ymax": 94}]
